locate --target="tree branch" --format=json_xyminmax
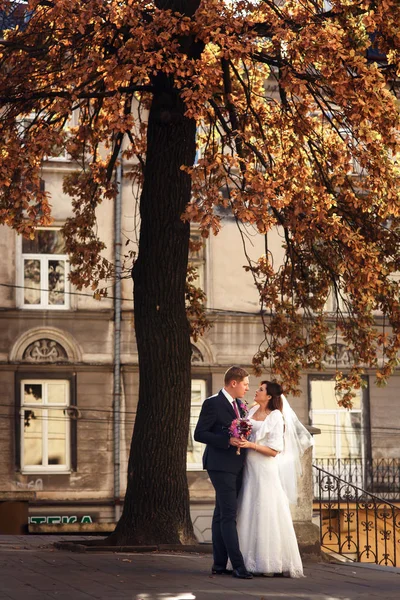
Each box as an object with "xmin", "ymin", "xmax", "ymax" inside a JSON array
[{"xmin": 0, "ymin": 85, "xmax": 154, "ymax": 104}]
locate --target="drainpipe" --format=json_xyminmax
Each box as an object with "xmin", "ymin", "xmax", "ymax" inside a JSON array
[{"xmin": 113, "ymin": 153, "xmax": 123, "ymax": 522}]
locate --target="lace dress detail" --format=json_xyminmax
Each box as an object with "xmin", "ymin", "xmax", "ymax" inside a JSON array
[{"xmin": 235, "ymin": 409, "xmax": 304, "ymax": 578}]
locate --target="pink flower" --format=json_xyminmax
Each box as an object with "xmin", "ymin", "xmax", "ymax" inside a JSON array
[
  {"xmin": 238, "ymin": 400, "xmax": 249, "ymax": 414},
  {"xmin": 229, "ymin": 418, "xmax": 252, "ymax": 455}
]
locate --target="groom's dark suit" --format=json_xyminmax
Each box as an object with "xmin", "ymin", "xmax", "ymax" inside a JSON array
[{"xmin": 194, "ymin": 390, "xmax": 247, "ymax": 570}]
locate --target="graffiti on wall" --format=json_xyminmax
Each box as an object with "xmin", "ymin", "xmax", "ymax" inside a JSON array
[
  {"xmin": 29, "ymin": 515, "xmax": 93, "ymax": 524},
  {"xmin": 13, "ymin": 479, "xmax": 44, "ymax": 491}
]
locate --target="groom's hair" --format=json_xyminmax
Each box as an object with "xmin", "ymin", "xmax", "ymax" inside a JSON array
[
  {"xmin": 263, "ymin": 380, "xmax": 284, "ymax": 412},
  {"xmin": 224, "ymin": 366, "xmax": 249, "ymax": 385}
]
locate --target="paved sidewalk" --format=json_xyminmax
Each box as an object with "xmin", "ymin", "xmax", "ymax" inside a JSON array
[{"xmin": 0, "ymin": 536, "xmax": 399, "ymax": 600}]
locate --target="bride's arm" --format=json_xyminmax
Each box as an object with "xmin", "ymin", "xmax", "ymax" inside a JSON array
[
  {"xmin": 239, "ymin": 439, "xmax": 278, "ymax": 457},
  {"xmin": 239, "ymin": 410, "xmax": 284, "ymax": 456}
]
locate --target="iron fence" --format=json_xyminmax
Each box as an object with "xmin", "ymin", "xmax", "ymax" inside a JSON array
[
  {"xmin": 313, "ymin": 458, "xmax": 400, "ymax": 501},
  {"xmin": 313, "ymin": 465, "xmax": 400, "ymax": 566}
]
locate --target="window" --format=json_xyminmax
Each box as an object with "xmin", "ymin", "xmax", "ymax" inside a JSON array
[
  {"xmin": 19, "ymin": 228, "xmax": 70, "ymax": 309},
  {"xmin": 310, "ymin": 376, "xmax": 371, "ymax": 490},
  {"xmin": 0, "ymin": 2, "xmax": 30, "ymax": 37},
  {"xmin": 337, "ymin": 125, "xmax": 364, "ymax": 176},
  {"xmin": 189, "ymin": 231, "xmax": 205, "ymax": 291},
  {"xmin": 15, "ymin": 373, "xmax": 77, "ymax": 474},
  {"xmin": 324, "ymin": 287, "xmax": 349, "ymax": 313},
  {"xmin": 19, "ymin": 379, "xmax": 71, "ymax": 473},
  {"xmin": 16, "ymin": 110, "xmax": 79, "ymax": 162},
  {"xmin": 187, "ymin": 379, "xmax": 207, "ymax": 470},
  {"xmin": 310, "ymin": 376, "xmax": 368, "ymax": 461},
  {"xmin": 46, "ymin": 110, "xmax": 80, "ymax": 162}
]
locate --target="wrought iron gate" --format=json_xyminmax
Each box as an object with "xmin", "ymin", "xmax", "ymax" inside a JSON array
[{"xmin": 314, "ymin": 465, "xmax": 400, "ymax": 566}]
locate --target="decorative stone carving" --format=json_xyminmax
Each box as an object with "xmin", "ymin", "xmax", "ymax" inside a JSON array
[
  {"xmin": 22, "ymin": 339, "xmax": 68, "ymax": 363},
  {"xmin": 191, "ymin": 345, "xmax": 204, "ymax": 363},
  {"xmin": 324, "ymin": 343, "xmax": 353, "ymax": 367}
]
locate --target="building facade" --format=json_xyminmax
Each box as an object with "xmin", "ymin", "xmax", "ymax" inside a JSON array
[{"xmin": 0, "ymin": 145, "xmax": 399, "ymax": 539}]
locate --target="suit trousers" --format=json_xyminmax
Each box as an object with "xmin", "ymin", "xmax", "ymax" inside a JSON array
[{"xmin": 208, "ymin": 469, "xmax": 245, "ymax": 570}]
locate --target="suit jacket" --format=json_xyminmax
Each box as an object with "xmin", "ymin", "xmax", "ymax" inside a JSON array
[{"xmin": 194, "ymin": 390, "xmax": 247, "ymax": 474}]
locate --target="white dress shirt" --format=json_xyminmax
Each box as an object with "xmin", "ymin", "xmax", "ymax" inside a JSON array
[{"xmin": 222, "ymin": 388, "xmax": 239, "ymax": 415}]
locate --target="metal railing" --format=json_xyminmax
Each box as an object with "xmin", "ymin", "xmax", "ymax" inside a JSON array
[
  {"xmin": 313, "ymin": 458, "xmax": 400, "ymax": 501},
  {"xmin": 314, "ymin": 465, "xmax": 400, "ymax": 566}
]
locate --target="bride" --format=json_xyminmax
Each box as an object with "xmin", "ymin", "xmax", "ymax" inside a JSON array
[{"xmin": 235, "ymin": 380, "xmax": 313, "ymax": 578}]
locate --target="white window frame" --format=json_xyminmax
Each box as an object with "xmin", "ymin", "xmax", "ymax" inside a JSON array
[
  {"xmin": 17, "ymin": 110, "xmax": 79, "ymax": 163},
  {"xmin": 337, "ymin": 124, "xmax": 364, "ymax": 176},
  {"xmin": 310, "ymin": 378, "xmax": 364, "ymax": 461},
  {"xmin": 45, "ymin": 110, "xmax": 79, "ymax": 162},
  {"xmin": 324, "ymin": 290, "xmax": 349, "ymax": 313},
  {"xmin": 17, "ymin": 227, "xmax": 70, "ymax": 310},
  {"xmin": 311, "ymin": 409, "xmax": 363, "ymax": 461},
  {"xmin": 189, "ymin": 230, "xmax": 206, "ymax": 292},
  {"xmin": 187, "ymin": 379, "xmax": 207, "ymax": 471},
  {"xmin": 20, "ymin": 379, "xmax": 71, "ymax": 474}
]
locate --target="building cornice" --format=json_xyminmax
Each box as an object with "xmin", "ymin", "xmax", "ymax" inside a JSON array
[{"xmin": 0, "ymin": 309, "xmax": 114, "ymax": 320}]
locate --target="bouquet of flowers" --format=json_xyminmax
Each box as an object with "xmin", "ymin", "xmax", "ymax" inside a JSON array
[{"xmin": 229, "ymin": 418, "xmax": 253, "ymax": 455}]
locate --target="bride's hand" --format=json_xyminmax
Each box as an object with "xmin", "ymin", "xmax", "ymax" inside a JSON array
[{"xmin": 238, "ymin": 439, "xmax": 252, "ymax": 448}]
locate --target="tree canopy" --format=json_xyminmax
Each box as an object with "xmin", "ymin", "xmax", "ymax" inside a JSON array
[
  {"xmin": 1, "ymin": 0, "xmax": 399, "ymax": 402},
  {"xmin": 0, "ymin": 0, "xmax": 399, "ymax": 542}
]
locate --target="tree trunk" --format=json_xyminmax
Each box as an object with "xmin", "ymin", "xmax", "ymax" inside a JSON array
[{"xmin": 109, "ymin": 71, "xmax": 197, "ymax": 544}]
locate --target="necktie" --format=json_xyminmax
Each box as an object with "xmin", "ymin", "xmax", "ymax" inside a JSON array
[{"xmin": 233, "ymin": 400, "xmax": 240, "ymax": 418}]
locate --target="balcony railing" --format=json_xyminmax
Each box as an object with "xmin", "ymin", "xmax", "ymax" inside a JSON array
[
  {"xmin": 313, "ymin": 458, "xmax": 400, "ymax": 502},
  {"xmin": 314, "ymin": 465, "xmax": 400, "ymax": 566}
]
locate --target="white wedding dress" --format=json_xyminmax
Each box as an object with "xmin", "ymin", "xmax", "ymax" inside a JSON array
[{"xmin": 236, "ymin": 407, "xmax": 304, "ymax": 578}]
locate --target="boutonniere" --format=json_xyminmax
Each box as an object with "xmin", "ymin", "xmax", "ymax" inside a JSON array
[{"xmin": 237, "ymin": 400, "xmax": 249, "ymax": 414}]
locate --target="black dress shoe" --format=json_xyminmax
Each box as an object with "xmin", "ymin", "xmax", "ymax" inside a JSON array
[
  {"xmin": 232, "ymin": 567, "xmax": 253, "ymax": 579},
  {"xmin": 211, "ymin": 565, "xmax": 233, "ymax": 575}
]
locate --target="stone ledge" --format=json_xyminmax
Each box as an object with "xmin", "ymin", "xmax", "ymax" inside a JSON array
[
  {"xmin": 54, "ymin": 540, "xmax": 214, "ymax": 554},
  {"xmin": 0, "ymin": 492, "xmax": 36, "ymax": 502}
]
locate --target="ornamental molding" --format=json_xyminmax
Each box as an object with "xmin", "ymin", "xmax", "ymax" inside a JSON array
[
  {"xmin": 23, "ymin": 339, "xmax": 68, "ymax": 363},
  {"xmin": 9, "ymin": 326, "xmax": 82, "ymax": 362},
  {"xmin": 191, "ymin": 345, "xmax": 204, "ymax": 363},
  {"xmin": 190, "ymin": 338, "xmax": 215, "ymax": 365},
  {"xmin": 324, "ymin": 343, "xmax": 354, "ymax": 367}
]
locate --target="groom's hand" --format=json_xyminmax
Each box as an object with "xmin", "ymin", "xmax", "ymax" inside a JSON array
[{"xmin": 229, "ymin": 438, "xmax": 242, "ymax": 447}]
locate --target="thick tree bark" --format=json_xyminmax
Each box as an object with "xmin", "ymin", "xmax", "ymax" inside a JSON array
[{"xmin": 109, "ymin": 71, "xmax": 197, "ymax": 544}]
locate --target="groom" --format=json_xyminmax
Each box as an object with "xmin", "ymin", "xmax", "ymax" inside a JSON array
[{"xmin": 194, "ymin": 366, "xmax": 253, "ymax": 579}]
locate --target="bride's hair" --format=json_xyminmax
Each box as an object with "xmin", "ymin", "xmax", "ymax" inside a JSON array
[{"xmin": 262, "ymin": 381, "xmax": 283, "ymax": 412}]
